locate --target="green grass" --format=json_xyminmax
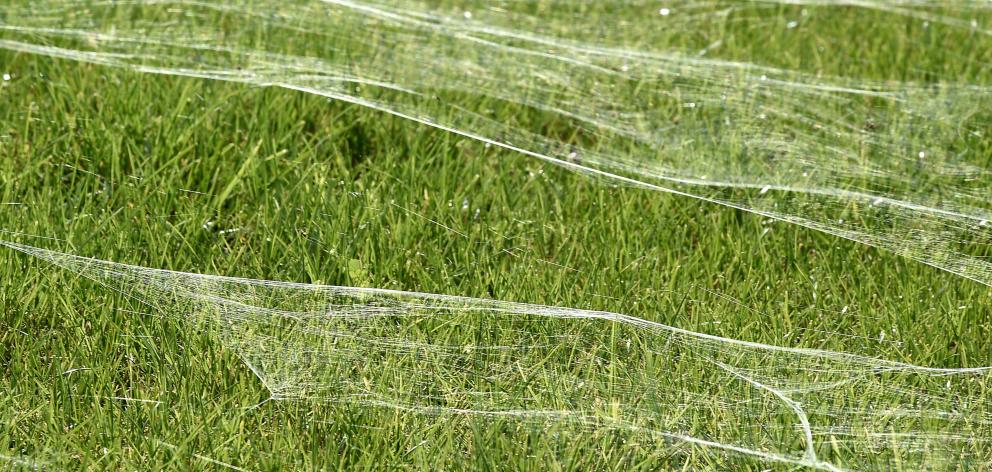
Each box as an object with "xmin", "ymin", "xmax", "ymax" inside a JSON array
[{"xmin": 2, "ymin": 1, "xmax": 992, "ymax": 470}]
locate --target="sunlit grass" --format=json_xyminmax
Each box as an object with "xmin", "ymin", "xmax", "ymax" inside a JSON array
[{"xmin": 1, "ymin": 1, "xmax": 992, "ymax": 470}]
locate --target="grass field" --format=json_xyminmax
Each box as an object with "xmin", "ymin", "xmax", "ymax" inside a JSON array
[{"xmin": 2, "ymin": 1, "xmax": 992, "ymax": 470}]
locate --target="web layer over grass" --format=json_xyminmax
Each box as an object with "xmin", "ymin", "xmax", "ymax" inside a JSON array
[
  {"xmin": 1, "ymin": 0, "xmax": 991, "ymax": 285},
  {"xmin": 3, "ymin": 240, "xmax": 990, "ymax": 471}
]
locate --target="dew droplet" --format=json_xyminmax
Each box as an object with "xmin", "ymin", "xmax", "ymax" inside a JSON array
[{"xmin": 659, "ymin": 8, "xmax": 671, "ymax": 16}]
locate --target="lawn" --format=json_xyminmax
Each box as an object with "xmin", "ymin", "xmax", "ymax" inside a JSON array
[{"xmin": 1, "ymin": 1, "xmax": 991, "ymax": 470}]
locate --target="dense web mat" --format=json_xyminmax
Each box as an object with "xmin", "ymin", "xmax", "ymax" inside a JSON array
[
  {"xmin": 2, "ymin": 0, "xmax": 991, "ymax": 284},
  {"xmin": 2, "ymin": 240, "xmax": 991, "ymax": 471}
]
